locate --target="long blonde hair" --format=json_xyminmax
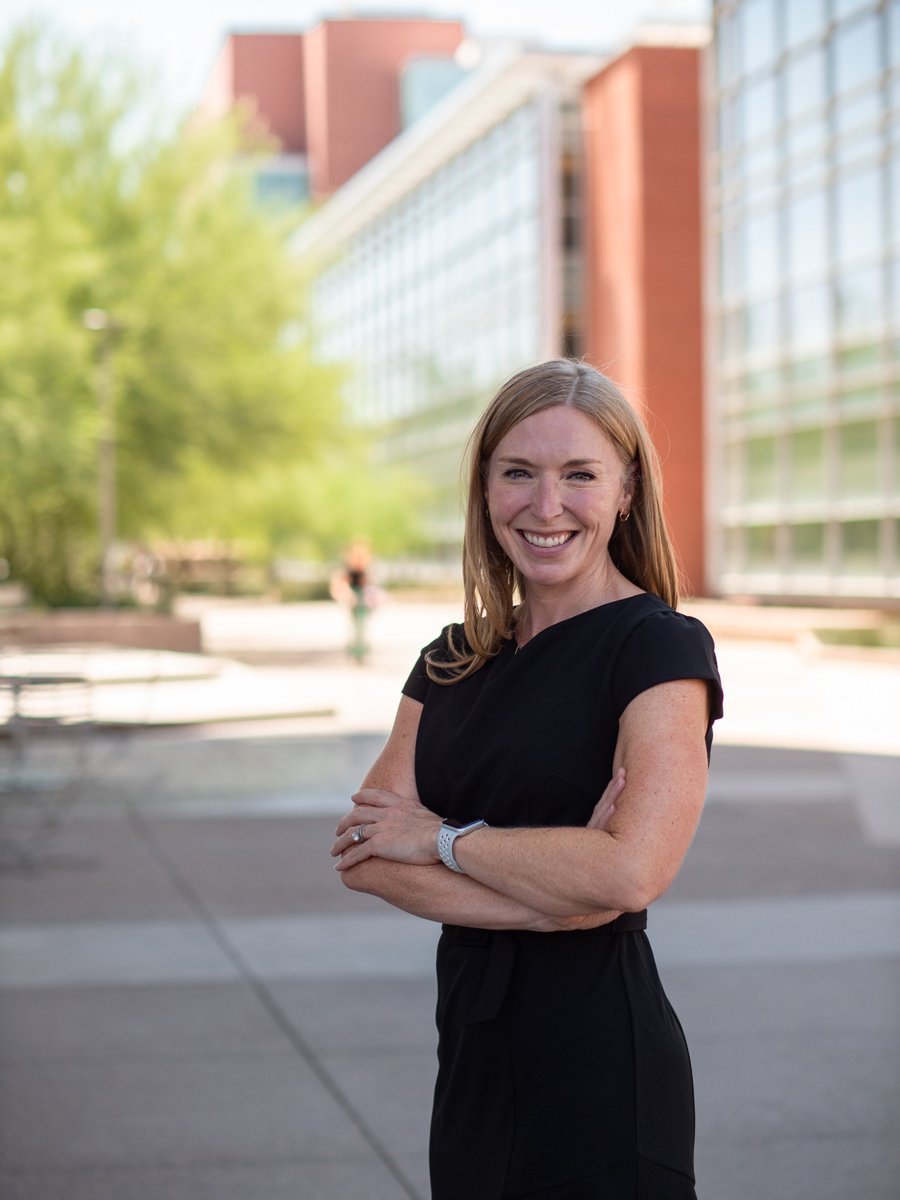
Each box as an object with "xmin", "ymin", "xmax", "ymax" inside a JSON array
[{"xmin": 427, "ymin": 359, "xmax": 681, "ymax": 684}]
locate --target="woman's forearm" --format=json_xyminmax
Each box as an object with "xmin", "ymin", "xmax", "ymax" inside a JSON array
[{"xmin": 340, "ymin": 857, "xmax": 621, "ymax": 932}]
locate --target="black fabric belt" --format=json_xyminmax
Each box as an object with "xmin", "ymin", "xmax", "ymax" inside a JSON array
[
  {"xmin": 441, "ymin": 909, "xmax": 647, "ymax": 943},
  {"xmin": 440, "ymin": 911, "xmax": 648, "ymax": 1024}
]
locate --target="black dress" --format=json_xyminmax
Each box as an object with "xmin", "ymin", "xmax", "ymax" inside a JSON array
[{"xmin": 401, "ymin": 594, "xmax": 724, "ymax": 1200}]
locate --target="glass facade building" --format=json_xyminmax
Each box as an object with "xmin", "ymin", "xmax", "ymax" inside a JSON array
[
  {"xmin": 292, "ymin": 51, "xmax": 599, "ymax": 547},
  {"xmin": 709, "ymin": 0, "xmax": 900, "ymax": 601}
]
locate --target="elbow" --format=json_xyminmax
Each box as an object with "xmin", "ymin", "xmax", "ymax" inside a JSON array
[
  {"xmin": 610, "ymin": 863, "xmax": 676, "ymax": 913},
  {"xmin": 587, "ymin": 845, "xmax": 667, "ymax": 914}
]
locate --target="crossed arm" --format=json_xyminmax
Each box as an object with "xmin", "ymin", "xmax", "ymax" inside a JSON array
[{"xmin": 330, "ymin": 679, "xmax": 710, "ymax": 932}]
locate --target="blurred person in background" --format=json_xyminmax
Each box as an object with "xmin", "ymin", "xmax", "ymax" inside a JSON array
[
  {"xmin": 332, "ymin": 360, "xmax": 723, "ymax": 1200},
  {"xmin": 330, "ymin": 537, "xmax": 380, "ymax": 663}
]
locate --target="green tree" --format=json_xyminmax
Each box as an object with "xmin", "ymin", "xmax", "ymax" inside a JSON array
[{"xmin": 0, "ymin": 21, "xmax": 345, "ymax": 605}]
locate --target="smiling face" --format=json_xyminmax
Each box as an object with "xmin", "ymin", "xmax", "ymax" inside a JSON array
[{"xmin": 484, "ymin": 405, "xmax": 634, "ymax": 606}]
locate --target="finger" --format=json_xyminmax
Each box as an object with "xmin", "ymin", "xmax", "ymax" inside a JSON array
[
  {"xmin": 330, "ymin": 822, "xmax": 373, "ymax": 857},
  {"xmin": 334, "ymin": 840, "xmax": 375, "ymax": 871},
  {"xmin": 334, "ymin": 804, "xmax": 380, "ymax": 837},
  {"xmin": 351, "ymin": 788, "xmax": 394, "ymax": 808}
]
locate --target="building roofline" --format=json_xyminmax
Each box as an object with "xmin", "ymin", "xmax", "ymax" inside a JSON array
[{"xmin": 290, "ymin": 43, "xmax": 606, "ymax": 260}]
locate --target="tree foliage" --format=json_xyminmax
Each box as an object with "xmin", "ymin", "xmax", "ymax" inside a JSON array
[{"xmin": 0, "ymin": 21, "xmax": 386, "ymax": 605}]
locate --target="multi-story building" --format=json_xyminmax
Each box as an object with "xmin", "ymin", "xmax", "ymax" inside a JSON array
[
  {"xmin": 292, "ymin": 46, "xmax": 603, "ymax": 550},
  {"xmin": 197, "ymin": 18, "xmax": 465, "ymax": 204},
  {"xmin": 708, "ymin": 0, "xmax": 900, "ymax": 602},
  {"xmin": 293, "ymin": 36, "xmax": 710, "ymax": 590}
]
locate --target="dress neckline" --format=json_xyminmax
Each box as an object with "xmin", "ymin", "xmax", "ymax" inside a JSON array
[{"xmin": 511, "ymin": 591, "xmax": 652, "ymax": 655}]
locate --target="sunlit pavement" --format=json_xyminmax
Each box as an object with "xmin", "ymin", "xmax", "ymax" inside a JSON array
[{"xmin": 0, "ymin": 598, "xmax": 898, "ymax": 1199}]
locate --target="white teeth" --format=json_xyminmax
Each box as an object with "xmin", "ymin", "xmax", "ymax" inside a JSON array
[{"xmin": 522, "ymin": 531, "xmax": 573, "ymax": 548}]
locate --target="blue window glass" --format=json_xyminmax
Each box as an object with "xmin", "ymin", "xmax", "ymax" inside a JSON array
[
  {"xmin": 836, "ymin": 169, "xmax": 882, "ymax": 263},
  {"xmin": 834, "ymin": 15, "xmax": 881, "ymax": 94},
  {"xmin": 833, "ymin": 0, "xmax": 876, "ymax": 19},
  {"xmin": 786, "ymin": 46, "xmax": 825, "ymax": 118},
  {"xmin": 743, "ymin": 74, "xmax": 778, "ymax": 141},
  {"xmin": 718, "ymin": 9, "xmax": 740, "ymax": 86},
  {"xmin": 786, "ymin": 0, "xmax": 826, "ymax": 49},
  {"xmin": 789, "ymin": 283, "xmax": 830, "ymax": 350},
  {"xmin": 787, "ymin": 191, "xmax": 827, "ymax": 280},
  {"xmin": 744, "ymin": 298, "xmax": 780, "ymax": 355},
  {"xmin": 741, "ymin": 0, "xmax": 777, "ymax": 75},
  {"xmin": 837, "ymin": 266, "xmax": 883, "ymax": 339},
  {"xmin": 744, "ymin": 208, "xmax": 780, "ymax": 295}
]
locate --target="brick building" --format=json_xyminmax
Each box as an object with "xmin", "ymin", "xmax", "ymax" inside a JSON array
[
  {"xmin": 583, "ymin": 43, "xmax": 706, "ymax": 592},
  {"xmin": 198, "ymin": 17, "xmax": 464, "ymax": 202}
]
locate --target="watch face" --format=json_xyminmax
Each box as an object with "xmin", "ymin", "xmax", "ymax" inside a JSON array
[{"xmin": 443, "ymin": 819, "xmax": 484, "ymax": 834}]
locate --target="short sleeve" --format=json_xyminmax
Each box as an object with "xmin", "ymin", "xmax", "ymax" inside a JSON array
[
  {"xmin": 610, "ymin": 609, "xmax": 724, "ymax": 734},
  {"xmin": 400, "ymin": 625, "xmax": 459, "ymax": 702}
]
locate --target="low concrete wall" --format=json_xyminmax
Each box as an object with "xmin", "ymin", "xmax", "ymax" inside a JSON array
[{"xmin": 0, "ymin": 610, "xmax": 203, "ymax": 653}]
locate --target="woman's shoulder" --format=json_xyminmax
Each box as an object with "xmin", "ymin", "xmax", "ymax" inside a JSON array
[
  {"xmin": 614, "ymin": 595, "xmax": 718, "ymax": 661},
  {"xmin": 608, "ymin": 596, "xmax": 723, "ymax": 722},
  {"xmin": 401, "ymin": 621, "xmax": 468, "ymax": 700}
]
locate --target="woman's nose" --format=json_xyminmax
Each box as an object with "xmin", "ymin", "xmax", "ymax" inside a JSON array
[{"xmin": 530, "ymin": 477, "xmax": 563, "ymax": 520}]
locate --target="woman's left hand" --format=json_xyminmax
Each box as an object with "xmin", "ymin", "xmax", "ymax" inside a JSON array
[{"xmin": 331, "ymin": 788, "xmax": 442, "ymax": 870}]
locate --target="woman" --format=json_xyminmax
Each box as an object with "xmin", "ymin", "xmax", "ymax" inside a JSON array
[{"xmin": 331, "ymin": 360, "xmax": 723, "ymax": 1199}]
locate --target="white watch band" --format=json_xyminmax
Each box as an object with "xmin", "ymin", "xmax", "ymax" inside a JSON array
[
  {"xmin": 437, "ymin": 825, "xmax": 464, "ymax": 872},
  {"xmin": 437, "ymin": 820, "xmax": 486, "ymax": 873}
]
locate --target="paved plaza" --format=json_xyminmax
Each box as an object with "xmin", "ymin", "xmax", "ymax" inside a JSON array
[{"xmin": 1, "ymin": 599, "xmax": 898, "ymax": 1199}]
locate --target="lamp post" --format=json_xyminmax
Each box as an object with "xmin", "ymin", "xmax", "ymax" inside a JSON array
[{"xmin": 83, "ymin": 308, "xmax": 121, "ymax": 607}]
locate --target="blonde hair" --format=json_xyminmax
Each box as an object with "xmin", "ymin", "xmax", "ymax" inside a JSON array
[{"xmin": 426, "ymin": 359, "xmax": 681, "ymax": 684}]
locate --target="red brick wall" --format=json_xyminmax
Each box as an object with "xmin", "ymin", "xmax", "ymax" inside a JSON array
[
  {"xmin": 304, "ymin": 18, "xmax": 464, "ymax": 197},
  {"xmin": 230, "ymin": 34, "xmax": 307, "ymax": 153},
  {"xmin": 583, "ymin": 46, "xmax": 706, "ymax": 595}
]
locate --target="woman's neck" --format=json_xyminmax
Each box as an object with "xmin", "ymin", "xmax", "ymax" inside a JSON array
[{"xmin": 515, "ymin": 568, "xmax": 641, "ymax": 644}]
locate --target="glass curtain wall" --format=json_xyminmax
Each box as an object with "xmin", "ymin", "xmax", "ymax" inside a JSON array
[
  {"xmin": 311, "ymin": 99, "xmax": 558, "ymax": 547},
  {"xmin": 710, "ymin": 0, "xmax": 900, "ymax": 600}
]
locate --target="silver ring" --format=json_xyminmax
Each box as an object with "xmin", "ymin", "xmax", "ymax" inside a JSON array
[{"xmin": 350, "ymin": 825, "xmax": 366, "ymax": 845}]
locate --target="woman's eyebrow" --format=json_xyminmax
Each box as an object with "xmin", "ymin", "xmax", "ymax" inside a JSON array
[{"xmin": 496, "ymin": 456, "xmax": 603, "ymax": 467}]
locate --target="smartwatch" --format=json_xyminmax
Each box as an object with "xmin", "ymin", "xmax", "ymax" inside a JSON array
[{"xmin": 437, "ymin": 818, "xmax": 487, "ymax": 873}]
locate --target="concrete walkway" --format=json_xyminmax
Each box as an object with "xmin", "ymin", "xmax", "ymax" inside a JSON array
[{"xmin": 0, "ymin": 599, "xmax": 898, "ymax": 1199}]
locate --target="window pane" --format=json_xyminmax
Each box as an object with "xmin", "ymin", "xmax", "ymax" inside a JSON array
[
  {"xmin": 786, "ymin": 0, "xmax": 825, "ymax": 48},
  {"xmin": 747, "ymin": 524, "xmax": 778, "ymax": 566},
  {"xmin": 745, "ymin": 298, "xmax": 780, "ymax": 355},
  {"xmin": 720, "ymin": 225, "xmax": 742, "ymax": 301},
  {"xmin": 742, "ymin": 0, "xmax": 777, "ymax": 74},
  {"xmin": 719, "ymin": 94, "xmax": 740, "ymax": 151},
  {"xmin": 785, "ymin": 47, "xmax": 825, "ymax": 118},
  {"xmin": 836, "ymin": 169, "xmax": 882, "ymax": 263},
  {"xmin": 746, "ymin": 436, "xmax": 778, "ymax": 500},
  {"xmin": 789, "ymin": 522, "xmax": 827, "ymax": 566},
  {"xmin": 787, "ymin": 191, "xmax": 827, "ymax": 279},
  {"xmin": 841, "ymin": 519, "xmax": 880, "ymax": 569},
  {"xmin": 834, "ymin": 15, "xmax": 880, "ymax": 94},
  {"xmin": 833, "ymin": 0, "xmax": 874, "ymax": 19},
  {"xmin": 834, "ymin": 88, "xmax": 881, "ymax": 137},
  {"xmin": 837, "ymin": 267, "xmax": 882, "ymax": 339},
  {"xmin": 788, "ymin": 283, "xmax": 830, "ymax": 350},
  {"xmin": 745, "ymin": 208, "xmax": 780, "ymax": 294},
  {"xmin": 788, "ymin": 428, "xmax": 826, "ymax": 499},
  {"xmin": 743, "ymin": 74, "xmax": 778, "ymax": 141},
  {"xmin": 839, "ymin": 420, "xmax": 881, "ymax": 495},
  {"xmin": 718, "ymin": 10, "xmax": 739, "ymax": 86}
]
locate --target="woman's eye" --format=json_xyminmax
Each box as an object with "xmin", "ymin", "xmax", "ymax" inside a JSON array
[
  {"xmin": 568, "ymin": 471, "xmax": 595, "ymax": 482},
  {"xmin": 503, "ymin": 468, "xmax": 530, "ymax": 480}
]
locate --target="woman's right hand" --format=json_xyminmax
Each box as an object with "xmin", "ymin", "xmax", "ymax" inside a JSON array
[{"xmin": 527, "ymin": 770, "xmax": 627, "ymax": 931}]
